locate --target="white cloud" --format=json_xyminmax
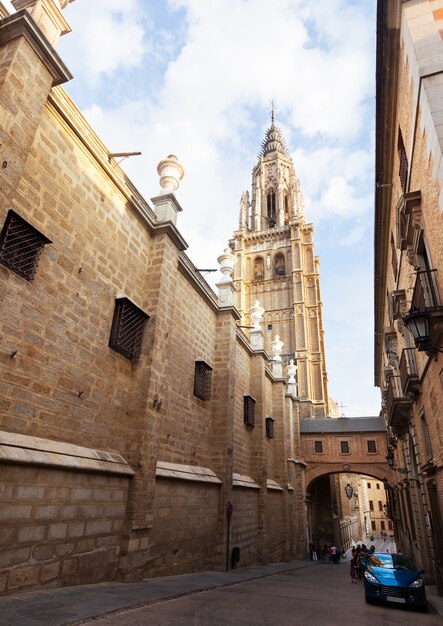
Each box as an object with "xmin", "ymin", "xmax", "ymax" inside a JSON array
[{"xmin": 60, "ymin": 0, "xmax": 146, "ymax": 79}]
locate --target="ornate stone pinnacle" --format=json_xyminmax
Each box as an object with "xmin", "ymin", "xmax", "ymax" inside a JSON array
[{"xmin": 157, "ymin": 154, "xmax": 184, "ymax": 194}]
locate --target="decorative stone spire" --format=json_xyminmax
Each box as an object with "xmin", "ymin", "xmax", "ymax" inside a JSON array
[
  {"xmin": 271, "ymin": 335, "xmax": 284, "ymax": 378},
  {"xmin": 216, "ymin": 247, "xmax": 236, "ymax": 307},
  {"xmin": 259, "ymin": 114, "xmax": 289, "ymax": 158},
  {"xmin": 157, "ymin": 154, "xmax": 184, "ymax": 195},
  {"xmin": 151, "ymin": 154, "xmax": 184, "ymax": 225},
  {"xmin": 249, "ymin": 300, "xmax": 265, "ymax": 351},
  {"xmin": 287, "ymin": 359, "xmax": 298, "ymax": 396},
  {"xmin": 11, "ymin": 0, "xmax": 73, "ymax": 47}
]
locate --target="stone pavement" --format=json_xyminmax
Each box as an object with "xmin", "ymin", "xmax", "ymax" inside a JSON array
[
  {"xmin": 0, "ymin": 561, "xmax": 310, "ymax": 626},
  {"xmin": 0, "ymin": 557, "xmax": 442, "ymax": 626}
]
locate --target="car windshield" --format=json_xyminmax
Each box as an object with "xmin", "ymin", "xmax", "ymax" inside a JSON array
[{"xmin": 368, "ymin": 554, "xmax": 414, "ymax": 571}]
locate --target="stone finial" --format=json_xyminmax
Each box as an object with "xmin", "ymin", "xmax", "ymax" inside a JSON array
[
  {"xmin": 271, "ymin": 335, "xmax": 284, "ymax": 377},
  {"xmin": 249, "ymin": 300, "xmax": 264, "ymax": 351},
  {"xmin": 271, "ymin": 335, "xmax": 284, "ymax": 362},
  {"xmin": 249, "ymin": 300, "xmax": 264, "ymax": 330},
  {"xmin": 217, "ymin": 247, "xmax": 236, "ymax": 284},
  {"xmin": 287, "ymin": 359, "xmax": 297, "ymax": 395},
  {"xmin": 157, "ymin": 154, "xmax": 184, "ymax": 195},
  {"xmin": 11, "ymin": 0, "xmax": 73, "ymax": 46},
  {"xmin": 287, "ymin": 359, "xmax": 297, "ymax": 383},
  {"xmin": 216, "ymin": 247, "xmax": 236, "ymax": 307}
]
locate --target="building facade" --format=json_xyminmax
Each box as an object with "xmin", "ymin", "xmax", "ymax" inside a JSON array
[{"xmin": 375, "ymin": 0, "xmax": 443, "ymax": 594}]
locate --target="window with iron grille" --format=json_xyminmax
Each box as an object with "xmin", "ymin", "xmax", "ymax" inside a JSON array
[
  {"xmin": 194, "ymin": 360, "xmax": 212, "ymax": 401},
  {"xmin": 109, "ymin": 297, "xmax": 149, "ymax": 361},
  {"xmin": 367, "ymin": 440, "xmax": 377, "ymax": 453},
  {"xmin": 371, "ymin": 520, "xmax": 376, "ymax": 531},
  {"xmin": 397, "ymin": 129, "xmax": 408, "ymax": 192},
  {"xmin": 340, "ymin": 440, "xmax": 349, "ymax": 454},
  {"xmin": 369, "ymin": 500, "xmax": 374, "ymax": 511},
  {"xmin": 378, "ymin": 500, "xmax": 383, "ymax": 512},
  {"xmin": 368, "ymin": 482, "xmax": 372, "ymax": 489},
  {"xmin": 0, "ymin": 210, "xmax": 51, "ymax": 280},
  {"xmin": 244, "ymin": 395, "xmax": 255, "ymax": 427},
  {"xmin": 265, "ymin": 417, "xmax": 274, "ymax": 439},
  {"xmin": 314, "ymin": 440, "xmax": 323, "ymax": 453}
]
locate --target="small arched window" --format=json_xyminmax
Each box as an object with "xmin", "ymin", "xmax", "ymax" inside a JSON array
[
  {"xmin": 254, "ymin": 256, "xmax": 264, "ymax": 280},
  {"xmin": 274, "ymin": 253, "xmax": 285, "ymax": 277},
  {"xmin": 267, "ymin": 190, "xmax": 276, "ymax": 227}
]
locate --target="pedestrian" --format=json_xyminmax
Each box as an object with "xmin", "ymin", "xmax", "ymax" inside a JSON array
[
  {"xmin": 321, "ymin": 544, "xmax": 328, "ymax": 562},
  {"xmin": 311, "ymin": 543, "xmax": 318, "ymax": 562},
  {"xmin": 353, "ymin": 547, "xmax": 362, "ymax": 579},
  {"xmin": 330, "ymin": 544, "xmax": 338, "ymax": 564},
  {"xmin": 350, "ymin": 554, "xmax": 358, "ymax": 583}
]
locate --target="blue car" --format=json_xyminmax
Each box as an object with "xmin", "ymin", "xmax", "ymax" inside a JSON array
[{"xmin": 364, "ymin": 552, "xmax": 427, "ymax": 611}]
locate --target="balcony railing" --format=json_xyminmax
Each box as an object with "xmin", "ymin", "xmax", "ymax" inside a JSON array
[
  {"xmin": 411, "ymin": 269, "xmax": 440, "ymax": 310},
  {"xmin": 399, "ymin": 348, "xmax": 419, "ymax": 395},
  {"xmin": 385, "ymin": 375, "xmax": 412, "ymax": 434}
]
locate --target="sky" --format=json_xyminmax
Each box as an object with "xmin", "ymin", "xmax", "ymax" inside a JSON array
[{"xmin": 5, "ymin": 0, "xmax": 381, "ymax": 416}]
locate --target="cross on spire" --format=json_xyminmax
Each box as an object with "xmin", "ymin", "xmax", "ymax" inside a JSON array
[
  {"xmin": 338, "ymin": 401, "xmax": 347, "ymax": 417},
  {"xmin": 270, "ymin": 99, "xmax": 277, "ymax": 124}
]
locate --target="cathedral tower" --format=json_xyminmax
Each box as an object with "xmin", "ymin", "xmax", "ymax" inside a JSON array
[{"xmin": 230, "ymin": 115, "xmax": 330, "ymax": 418}]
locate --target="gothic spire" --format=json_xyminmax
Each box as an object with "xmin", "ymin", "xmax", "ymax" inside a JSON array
[{"xmin": 259, "ymin": 113, "xmax": 289, "ymax": 158}]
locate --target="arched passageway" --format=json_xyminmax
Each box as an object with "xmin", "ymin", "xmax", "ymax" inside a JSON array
[{"xmin": 306, "ymin": 471, "xmax": 394, "ymax": 553}]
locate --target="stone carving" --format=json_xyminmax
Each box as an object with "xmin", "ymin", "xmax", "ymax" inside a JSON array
[
  {"xmin": 271, "ymin": 335, "xmax": 284, "ymax": 362},
  {"xmin": 287, "ymin": 359, "xmax": 297, "ymax": 383},
  {"xmin": 250, "ymin": 300, "xmax": 265, "ymax": 329},
  {"xmin": 157, "ymin": 154, "xmax": 184, "ymax": 194}
]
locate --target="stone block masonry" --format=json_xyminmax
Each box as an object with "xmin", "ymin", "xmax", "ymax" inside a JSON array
[{"xmin": 0, "ymin": 464, "xmax": 130, "ymax": 593}]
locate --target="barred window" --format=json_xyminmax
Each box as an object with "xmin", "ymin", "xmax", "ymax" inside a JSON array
[
  {"xmin": 265, "ymin": 417, "xmax": 274, "ymax": 439},
  {"xmin": 367, "ymin": 440, "xmax": 377, "ymax": 453},
  {"xmin": 314, "ymin": 440, "xmax": 323, "ymax": 453},
  {"xmin": 340, "ymin": 441, "xmax": 350, "ymax": 454},
  {"xmin": 0, "ymin": 210, "xmax": 51, "ymax": 280},
  {"xmin": 109, "ymin": 297, "xmax": 149, "ymax": 361},
  {"xmin": 194, "ymin": 360, "xmax": 212, "ymax": 401},
  {"xmin": 244, "ymin": 395, "xmax": 255, "ymax": 427}
]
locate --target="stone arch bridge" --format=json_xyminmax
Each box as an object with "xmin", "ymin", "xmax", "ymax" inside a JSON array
[
  {"xmin": 300, "ymin": 416, "xmax": 393, "ymax": 487},
  {"xmin": 300, "ymin": 416, "xmax": 394, "ymax": 548}
]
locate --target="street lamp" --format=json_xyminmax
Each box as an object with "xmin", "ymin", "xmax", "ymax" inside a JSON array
[
  {"xmin": 385, "ymin": 447, "xmax": 408, "ymax": 474},
  {"xmin": 344, "ymin": 483, "xmax": 353, "ymax": 499},
  {"xmin": 403, "ymin": 309, "xmax": 443, "ymax": 357}
]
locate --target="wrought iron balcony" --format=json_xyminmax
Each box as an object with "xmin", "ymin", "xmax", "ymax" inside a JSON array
[
  {"xmin": 399, "ymin": 348, "xmax": 419, "ymax": 395},
  {"xmin": 411, "ymin": 268, "xmax": 440, "ymax": 310},
  {"xmin": 385, "ymin": 375, "xmax": 412, "ymax": 434}
]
